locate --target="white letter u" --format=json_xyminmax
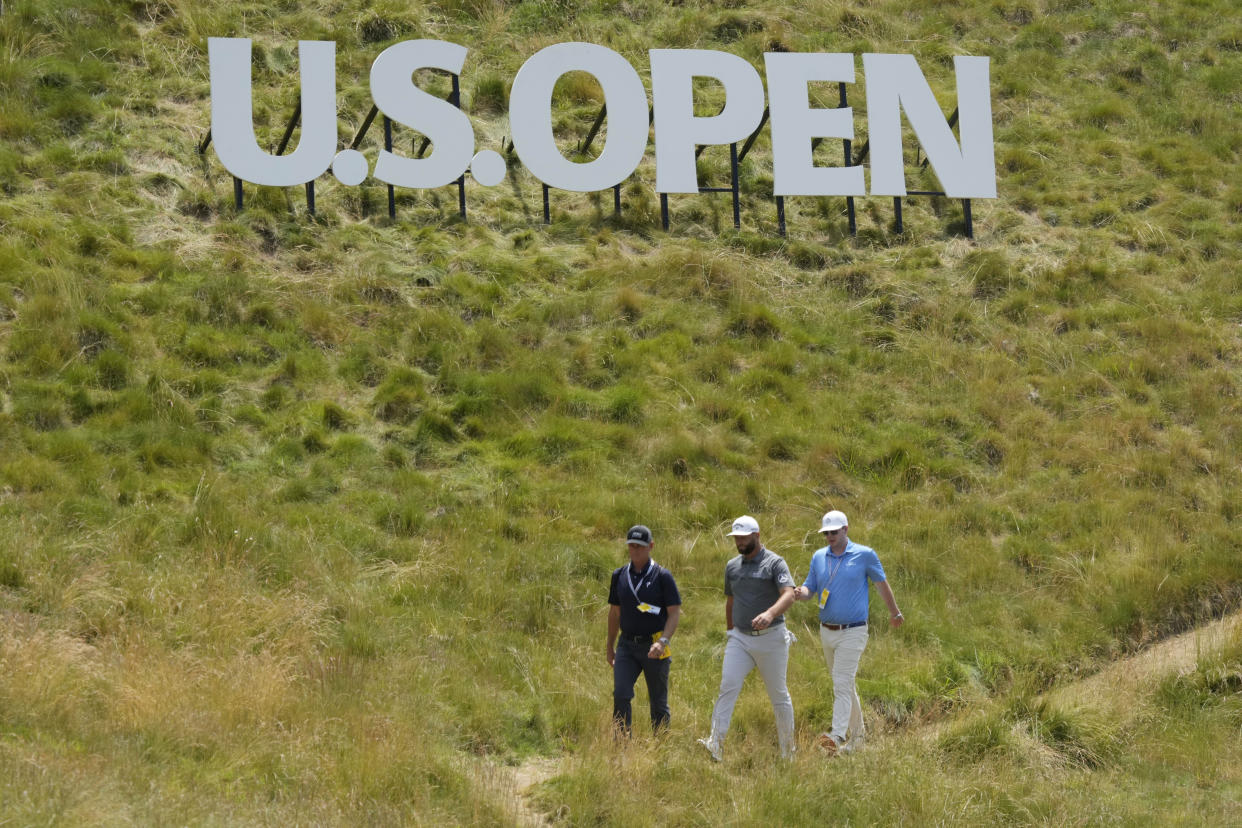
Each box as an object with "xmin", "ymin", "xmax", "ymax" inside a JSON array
[{"xmin": 209, "ymin": 38, "xmax": 338, "ymax": 187}]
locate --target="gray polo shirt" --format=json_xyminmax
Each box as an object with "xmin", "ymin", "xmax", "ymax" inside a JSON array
[{"xmin": 725, "ymin": 547, "xmax": 796, "ymax": 632}]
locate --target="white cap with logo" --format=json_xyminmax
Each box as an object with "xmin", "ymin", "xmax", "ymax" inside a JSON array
[
  {"xmin": 819, "ymin": 510, "xmax": 848, "ymax": 532},
  {"xmin": 727, "ymin": 515, "xmax": 760, "ymax": 536}
]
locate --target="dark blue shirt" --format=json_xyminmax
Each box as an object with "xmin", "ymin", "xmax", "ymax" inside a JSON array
[{"xmin": 608, "ymin": 561, "xmax": 682, "ymax": 637}]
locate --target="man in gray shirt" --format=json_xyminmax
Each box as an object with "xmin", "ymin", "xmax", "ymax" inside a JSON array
[{"xmin": 698, "ymin": 515, "xmax": 797, "ymax": 761}]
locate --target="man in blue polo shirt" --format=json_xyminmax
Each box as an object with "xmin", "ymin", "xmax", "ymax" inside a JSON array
[
  {"xmin": 607, "ymin": 525, "xmax": 682, "ymax": 734},
  {"xmin": 793, "ymin": 510, "xmax": 903, "ymax": 756}
]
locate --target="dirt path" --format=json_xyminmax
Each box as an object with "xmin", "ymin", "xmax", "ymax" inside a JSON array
[
  {"xmin": 1047, "ymin": 610, "xmax": 1242, "ymax": 715},
  {"xmin": 505, "ymin": 756, "xmax": 560, "ymax": 827},
  {"xmin": 911, "ymin": 609, "xmax": 1242, "ymax": 749}
]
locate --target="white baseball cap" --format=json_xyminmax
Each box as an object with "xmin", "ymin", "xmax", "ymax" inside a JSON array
[
  {"xmin": 727, "ymin": 515, "xmax": 760, "ymax": 536},
  {"xmin": 820, "ymin": 510, "xmax": 848, "ymax": 532}
]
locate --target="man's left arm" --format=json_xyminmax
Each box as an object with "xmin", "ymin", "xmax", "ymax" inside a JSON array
[
  {"xmin": 875, "ymin": 580, "xmax": 903, "ymax": 628},
  {"xmin": 649, "ymin": 605, "xmax": 681, "ymax": 658},
  {"xmin": 751, "ymin": 587, "xmax": 795, "ymax": 631}
]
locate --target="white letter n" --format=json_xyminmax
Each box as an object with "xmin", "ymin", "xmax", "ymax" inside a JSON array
[{"xmin": 863, "ymin": 53, "xmax": 996, "ymax": 199}]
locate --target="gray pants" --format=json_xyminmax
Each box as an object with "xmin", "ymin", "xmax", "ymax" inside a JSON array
[
  {"xmin": 706, "ymin": 627, "xmax": 796, "ymax": 758},
  {"xmin": 613, "ymin": 636, "xmax": 670, "ymax": 733}
]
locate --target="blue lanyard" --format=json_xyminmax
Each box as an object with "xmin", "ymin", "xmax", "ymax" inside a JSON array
[{"xmin": 826, "ymin": 551, "xmax": 847, "ymax": 586}]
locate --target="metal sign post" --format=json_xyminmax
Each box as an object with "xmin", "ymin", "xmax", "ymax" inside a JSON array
[
  {"xmin": 660, "ymin": 139, "xmax": 741, "ymax": 233},
  {"xmin": 542, "ymin": 101, "xmax": 627, "ymax": 225}
]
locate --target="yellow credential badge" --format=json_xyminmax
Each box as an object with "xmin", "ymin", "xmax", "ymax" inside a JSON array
[{"xmin": 818, "ymin": 588, "xmax": 830, "ymax": 609}]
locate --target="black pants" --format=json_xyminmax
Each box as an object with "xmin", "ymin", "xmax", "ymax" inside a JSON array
[{"xmin": 613, "ymin": 635, "xmax": 671, "ymax": 733}]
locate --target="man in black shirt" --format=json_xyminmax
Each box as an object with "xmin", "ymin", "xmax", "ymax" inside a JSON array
[{"xmin": 607, "ymin": 525, "xmax": 682, "ymax": 734}]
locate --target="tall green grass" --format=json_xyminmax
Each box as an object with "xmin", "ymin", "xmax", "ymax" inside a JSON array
[{"xmin": 1, "ymin": 0, "xmax": 1241, "ymax": 822}]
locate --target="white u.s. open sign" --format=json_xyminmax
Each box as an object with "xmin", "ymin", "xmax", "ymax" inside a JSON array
[{"xmin": 208, "ymin": 39, "xmax": 996, "ymax": 200}]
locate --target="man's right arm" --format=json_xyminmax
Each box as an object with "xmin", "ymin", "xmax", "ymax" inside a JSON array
[
  {"xmin": 606, "ymin": 604, "xmax": 620, "ymax": 667},
  {"xmin": 725, "ymin": 595, "xmax": 734, "ymax": 631},
  {"xmin": 794, "ymin": 554, "xmax": 817, "ymax": 601}
]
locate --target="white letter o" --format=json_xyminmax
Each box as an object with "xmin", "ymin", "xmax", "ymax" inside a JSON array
[{"xmin": 509, "ymin": 42, "xmax": 648, "ymax": 193}]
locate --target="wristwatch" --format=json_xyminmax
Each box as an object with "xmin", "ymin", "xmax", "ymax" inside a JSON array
[{"xmin": 658, "ymin": 636, "xmax": 670, "ymax": 645}]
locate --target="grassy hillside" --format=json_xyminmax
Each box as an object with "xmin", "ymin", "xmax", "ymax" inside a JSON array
[{"xmin": 1, "ymin": 0, "xmax": 1241, "ymax": 823}]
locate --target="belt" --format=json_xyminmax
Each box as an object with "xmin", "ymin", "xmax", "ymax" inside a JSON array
[
  {"xmin": 821, "ymin": 621, "xmax": 867, "ymax": 631},
  {"xmin": 741, "ymin": 624, "xmax": 782, "ymax": 636},
  {"xmin": 618, "ymin": 632, "xmax": 657, "ymax": 643}
]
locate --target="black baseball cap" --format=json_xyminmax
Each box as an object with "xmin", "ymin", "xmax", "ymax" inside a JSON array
[{"xmin": 626, "ymin": 525, "xmax": 653, "ymax": 546}]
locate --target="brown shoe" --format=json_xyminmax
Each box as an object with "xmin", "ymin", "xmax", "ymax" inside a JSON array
[{"xmin": 817, "ymin": 733, "xmax": 840, "ymax": 756}]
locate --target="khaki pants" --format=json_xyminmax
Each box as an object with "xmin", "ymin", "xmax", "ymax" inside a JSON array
[{"xmin": 819, "ymin": 623, "xmax": 869, "ymax": 744}]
